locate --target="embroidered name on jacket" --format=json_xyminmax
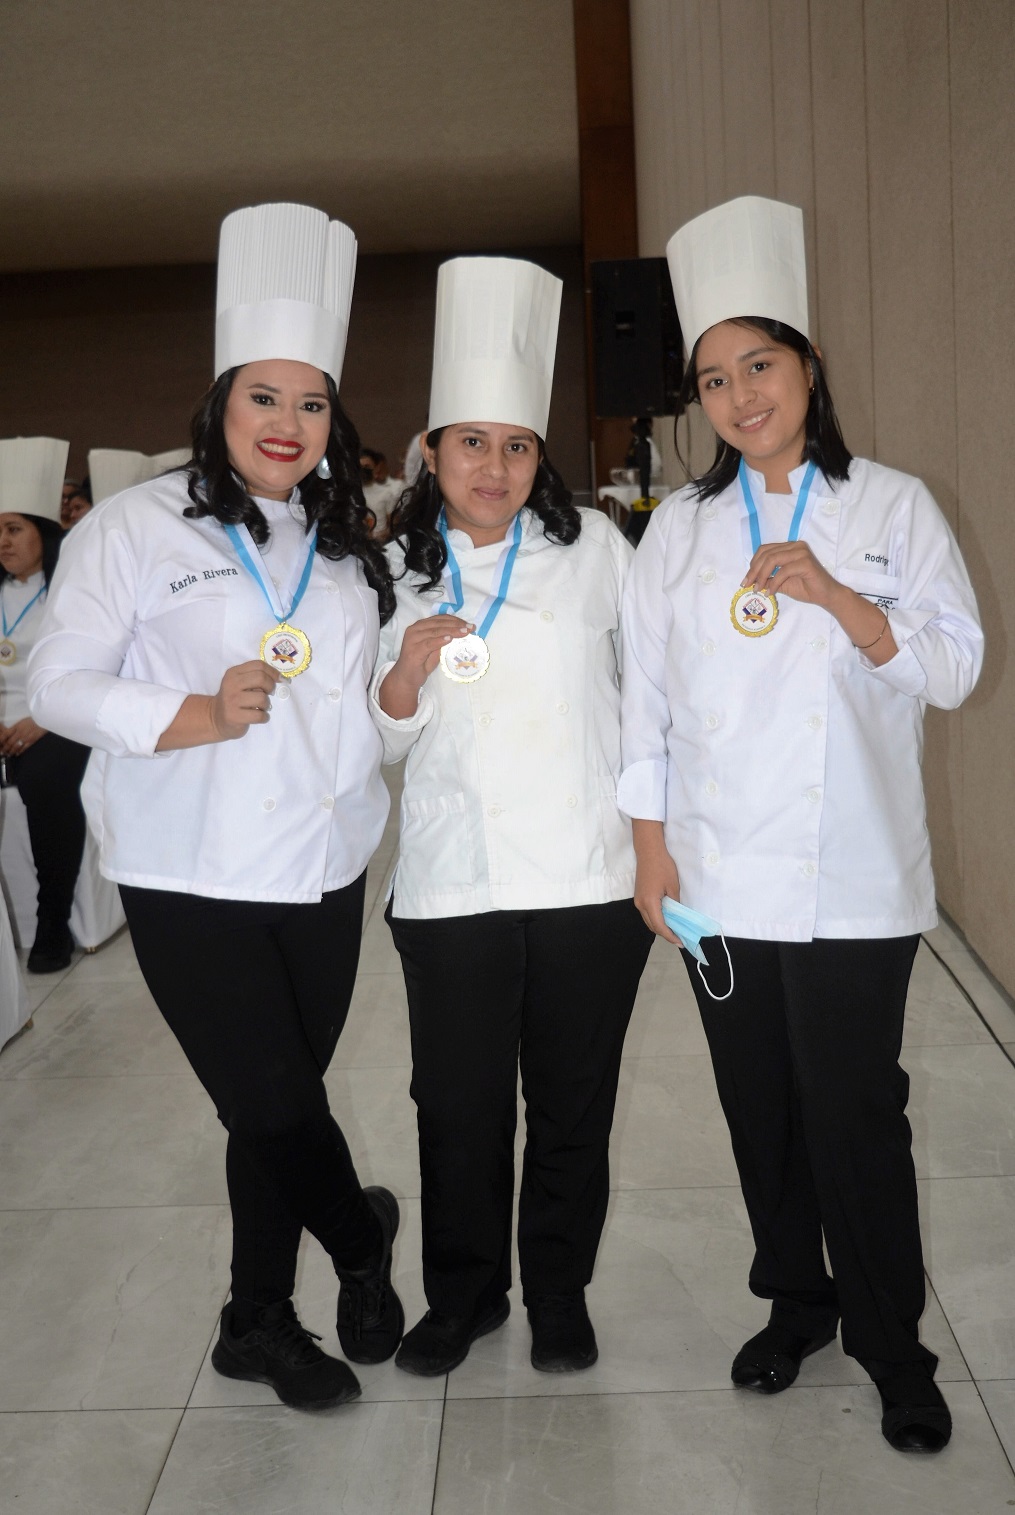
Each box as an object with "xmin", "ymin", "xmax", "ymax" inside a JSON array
[{"xmin": 169, "ymin": 568, "xmax": 238, "ymax": 594}]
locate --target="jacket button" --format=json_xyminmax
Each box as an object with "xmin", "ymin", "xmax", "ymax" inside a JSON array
[
  {"xmin": 802, "ymin": 861, "xmax": 817, "ymax": 878},
  {"xmin": 705, "ymin": 851, "xmax": 719, "ymax": 866},
  {"xmin": 329, "ymin": 688, "xmax": 341, "ymax": 702},
  {"xmin": 705, "ymin": 713, "xmax": 719, "ymax": 730},
  {"xmin": 262, "ymin": 798, "xmax": 276, "ymax": 812},
  {"xmin": 701, "ymin": 640, "xmax": 716, "ymax": 657},
  {"xmin": 326, "ymin": 582, "xmax": 339, "ymax": 594},
  {"xmin": 822, "ymin": 500, "xmax": 840, "ymax": 515},
  {"xmin": 702, "ymin": 505, "xmax": 718, "ymax": 521},
  {"xmin": 540, "ymin": 610, "xmax": 554, "ymax": 622},
  {"xmin": 705, "ymin": 780, "xmax": 718, "ymax": 796},
  {"xmin": 806, "ymin": 787, "xmax": 822, "ymax": 804},
  {"xmin": 566, "ymin": 795, "xmax": 578, "ymax": 808},
  {"xmin": 478, "ymin": 714, "xmax": 492, "ymax": 727},
  {"xmin": 699, "ymin": 567, "xmax": 717, "ymax": 584},
  {"xmin": 810, "ymin": 636, "xmax": 827, "ymax": 652},
  {"xmin": 556, "ymin": 701, "xmax": 569, "ymax": 714},
  {"xmin": 275, "ymin": 684, "xmax": 291, "ymax": 701},
  {"xmin": 321, "ymin": 796, "xmax": 335, "ymax": 810},
  {"xmin": 487, "ymin": 805, "xmax": 501, "ymax": 817},
  {"xmin": 807, "ymin": 715, "xmax": 823, "ymax": 730}
]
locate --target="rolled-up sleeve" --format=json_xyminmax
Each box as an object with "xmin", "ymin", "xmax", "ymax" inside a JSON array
[
  {"xmin": 27, "ymin": 510, "xmax": 188, "ymax": 756},
  {"xmin": 618, "ymin": 509, "xmax": 674, "ymax": 821},
  {"xmin": 860, "ymin": 488, "xmax": 983, "ymax": 710}
]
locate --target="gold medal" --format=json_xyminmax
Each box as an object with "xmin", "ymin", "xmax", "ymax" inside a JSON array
[
  {"xmin": 730, "ymin": 584, "xmax": 779, "ymax": 638},
  {"xmin": 439, "ymin": 632, "xmax": 490, "ymax": 683},
  {"xmin": 260, "ymin": 622, "xmax": 312, "ymax": 677},
  {"xmin": 0, "ymin": 639, "xmax": 16, "ymax": 667}
]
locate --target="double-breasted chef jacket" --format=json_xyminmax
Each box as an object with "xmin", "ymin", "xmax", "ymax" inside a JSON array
[
  {"xmin": 618, "ymin": 458, "xmax": 983, "ymax": 942},
  {"xmin": 27, "ymin": 471, "xmax": 388, "ymax": 902},
  {"xmin": 372, "ymin": 506, "xmax": 637, "ymax": 918}
]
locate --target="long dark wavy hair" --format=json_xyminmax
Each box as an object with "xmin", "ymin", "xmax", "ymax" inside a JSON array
[
  {"xmin": 181, "ymin": 367, "xmax": 395, "ymax": 622},
  {"xmin": 386, "ymin": 428, "xmax": 581, "ymax": 593},
  {"xmin": 677, "ymin": 317, "xmax": 852, "ymax": 500},
  {"xmin": 0, "ymin": 516, "xmax": 65, "ymax": 590}
]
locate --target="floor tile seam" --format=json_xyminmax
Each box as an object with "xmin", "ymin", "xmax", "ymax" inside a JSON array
[
  {"xmin": 144, "ymin": 1403, "xmax": 188, "ymax": 1515},
  {"xmin": 0, "ymin": 1202, "xmax": 231, "ymax": 1214},
  {"xmin": 922, "ymin": 935, "xmax": 1015, "ymax": 1073},
  {"xmin": 0, "ymin": 1406, "xmax": 188, "ymax": 1417},
  {"xmin": 440, "ymin": 1382, "xmax": 929, "ymax": 1406},
  {"xmin": 428, "ymin": 1374, "xmax": 450, "ymax": 1515}
]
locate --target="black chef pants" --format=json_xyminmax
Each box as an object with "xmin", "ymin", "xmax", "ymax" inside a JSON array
[
  {"xmin": 685, "ymin": 933, "xmax": 935, "ymax": 1377},
  {"xmin": 120, "ymin": 877, "xmax": 381, "ymax": 1314},
  {"xmin": 15, "ymin": 732, "xmax": 89, "ymax": 936},
  {"xmin": 388, "ymin": 898, "xmax": 653, "ymax": 1316}
]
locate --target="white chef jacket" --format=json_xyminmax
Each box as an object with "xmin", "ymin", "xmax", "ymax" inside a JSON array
[
  {"xmin": 0, "ymin": 571, "xmax": 47, "ymax": 724},
  {"xmin": 618, "ymin": 458, "xmax": 983, "ymax": 941},
  {"xmin": 27, "ymin": 471, "xmax": 388, "ymax": 902},
  {"xmin": 372, "ymin": 506, "xmax": 637, "ymax": 918}
]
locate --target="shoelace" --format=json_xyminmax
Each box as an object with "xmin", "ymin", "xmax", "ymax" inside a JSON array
[
  {"xmin": 339, "ymin": 1274, "xmax": 389, "ymax": 1341},
  {"xmin": 255, "ymin": 1309, "xmax": 324, "ymax": 1367}
]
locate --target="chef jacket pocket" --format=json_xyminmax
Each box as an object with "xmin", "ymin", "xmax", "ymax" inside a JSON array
[
  {"xmin": 400, "ymin": 790, "xmax": 474, "ymax": 890},
  {"xmin": 839, "ymin": 568, "xmax": 904, "ymax": 605}
]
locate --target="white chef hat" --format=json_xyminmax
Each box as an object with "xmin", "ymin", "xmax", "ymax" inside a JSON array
[
  {"xmin": 0, "ymin": 437, "xmax": 69, "ymax": 525},
  {"xmin": 428, "ymin": 257, "xmax": 562, "ymax": 438},
  {"xmin": 667, "ymin": 196, "xmax": 809, "ymax": 355},
  {"xmin": 214, "ymin": 203, "xmax": 357, "ymax": 383},
  {"xmin": 88, "ymin": 447, "xmax": 192, "ymax": 506}
]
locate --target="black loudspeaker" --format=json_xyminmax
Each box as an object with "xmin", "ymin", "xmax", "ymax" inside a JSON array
[{"xmin": 591, "ymin": 257, "xmax": 683, "ymax": 418}]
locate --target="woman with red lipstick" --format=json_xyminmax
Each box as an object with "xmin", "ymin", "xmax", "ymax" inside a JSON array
[
  {"xmin": 620, "ymin": 197, "xmax": 983, "ymax": 1452},
  {"xmin": 27, "ymin": 203, "xmax": 404, "ymax": 1411},
  {"xmin": 371, "ymin": 256, "xmax": 653, "ymax": 1378}
]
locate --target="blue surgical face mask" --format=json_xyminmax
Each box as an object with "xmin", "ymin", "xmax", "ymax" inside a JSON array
[{"xmin": 661, "ymin": 897, "xmax": 733, "ymax": 1002}]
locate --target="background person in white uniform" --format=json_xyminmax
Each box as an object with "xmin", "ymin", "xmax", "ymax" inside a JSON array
[
  {"xmin": 0, "ymin": 437, "xmax": 90, "ymax": 973},
  {"xmin": 620, "ymin": 197, "xmax": 983, "ymax": 1453},
  {"xmin": 372, "ymin": 257, "xmax": 653, "ymax": 1379},
  {"xmin": 27, "ymin": 203, "xmax": 405, "ymax": 1412}
]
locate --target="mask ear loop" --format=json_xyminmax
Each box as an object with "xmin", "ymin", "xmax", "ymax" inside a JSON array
[{"xmin": 697, "ymin": 935, "xmax": 734, "ymax": 1002}]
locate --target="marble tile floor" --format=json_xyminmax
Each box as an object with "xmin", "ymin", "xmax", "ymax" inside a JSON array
[{"xmin": 3, "ymin": 811, "xmax": 1015, "ymax": 1508}]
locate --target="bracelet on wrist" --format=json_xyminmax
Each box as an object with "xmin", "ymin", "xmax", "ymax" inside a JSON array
[{"xmin": 853, "ymin": 609, "xmax": 890, "ymax": 651}]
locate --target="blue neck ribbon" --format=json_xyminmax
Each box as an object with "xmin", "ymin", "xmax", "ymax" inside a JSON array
[{"xmin": 436, "ymin": 509, "xmax": 524, "ymax": 640}]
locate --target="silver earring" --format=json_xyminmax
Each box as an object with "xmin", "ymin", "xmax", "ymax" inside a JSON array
[{"xmin": 316, "ymin": 455, "xmax": 332, "ymax": 480}]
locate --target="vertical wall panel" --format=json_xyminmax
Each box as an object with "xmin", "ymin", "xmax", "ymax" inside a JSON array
[
  {"xmin": 716, "ymin": 0, "xmax": 777, "ymax": 199},
  {"xmin": 808, "ymin": 0, "xmax": 874, "ymax": 458},
  {"xmin": 864, "ymin": 0, "xmax": 962, "ymax": 914},
  {"xmin": 950, "ymin": 0, "xmax": 1015, "ymax": 984},
  {"xmin": 769, "ymin": 0, "xmax": 817, "ymax": 312}
]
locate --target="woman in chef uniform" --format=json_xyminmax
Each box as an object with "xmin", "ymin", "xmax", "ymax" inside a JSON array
[
  {"xmin": 372, "ymin": 257, "xmax": 653, "ymax": 1377},
  {"xmin": 28, "ymin": 203, "xmax": 404, "ymax": 1411},
  {"xmin": 0, "ymin": 436, "xmax": 90, "ymax": 973},
  {"xmin": 620, "ymin": 196, "xmax": 983, "ymax": 1452}
]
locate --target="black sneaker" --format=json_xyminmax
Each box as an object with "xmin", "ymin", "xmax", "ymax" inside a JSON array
[
  {"xmin": 731, "ymin": 1322, "xmax": 837, "ymax": 1394},
  {"xmin": 336, "ymin": 1186, "xmax": 405, "ymax": 1365},
  {"xmin": 527, "ymin": 1293, "xmax": 599, "ymax": 1372},
  {"xmin": 211, "ymin": 1300, "xmax": 360, "ymax": 1410},
  {"xmin": 395, "ymin": 1295, "xmax": 510, "ymax": 1376}
]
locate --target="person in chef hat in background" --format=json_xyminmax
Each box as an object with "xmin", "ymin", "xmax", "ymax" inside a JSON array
[
  {"xmin": 373, "ymin": 256, "xmax": 654, "ymax": 1378},
  {"xmin": 0, "ymin": 436, "xmax": 90, "ymax": 973},
  {"xmin": 620, "ymin": 195, "xmax": 983, "ymax": 1452},
  {"xmin": 28, "ymin": 203, "xmax": 404, "ymax": 1411}
]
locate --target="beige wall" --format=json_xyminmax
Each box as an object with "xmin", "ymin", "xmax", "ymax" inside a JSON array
[
  {"xmin": 0, "ymin": 246, "xmax": 590, "ymax": 494},
  {"xmin": 630, "ymin": 0, "xmax": 1015, "ymax": 991}
]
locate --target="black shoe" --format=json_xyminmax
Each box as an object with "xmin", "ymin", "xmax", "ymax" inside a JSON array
[
  {"xmin": 731, "ymin": 1322, "xmax": 837, "ymax": 1394},
  {"xmin": 336, "ymin": 1186, "xmax": 405, "ymax": 1365},
  {"xmin": 211, "ymin": 1300, "xmax": 360, "ymax": 1410},
  {"xmin": 527, "ymin": 1292, "xmax": 599, "ymax": 1373},
  {"xmin": 27, "ymin": 923, "xmax": 73, "ymax": 974},
  {"xmin": 876, "ymin": 1370, "xmax": 952, "ymax": 1452},
  {"xmin": 395, "ymin": 1295, "xmax": 510, "ymax": 1376}
]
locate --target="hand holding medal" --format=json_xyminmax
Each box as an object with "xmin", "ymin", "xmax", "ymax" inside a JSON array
[{"xmin": 378, "ymin": 615, "xmax": 475, "ymax": 719}]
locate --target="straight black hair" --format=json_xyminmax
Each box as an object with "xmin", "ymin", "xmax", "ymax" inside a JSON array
[
  {"xmin": 182, "ymin": 368, "xmax": 395, "ymax": 623},
  {"xmin": 0, "ymin": 516, "xmax": 65, "ymax": 590},
  {"xmin": 676, "ymin": 317, "xmax": 852, "ymax": 500},
  {"xmin": 386, "ymin": 428, "xmax": 581, "ymax": 593}
]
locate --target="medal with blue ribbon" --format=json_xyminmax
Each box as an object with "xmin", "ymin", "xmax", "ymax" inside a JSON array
[
  {"xmin": 435, "ymin": 508, "xmax": 524, "ymax": 683},
  {"xmin": 0, "ymin": 581, "xmax": 47, "ymax": 667},
  {"xmin": 730, "ymin": 459, "xmax": 818, "ymax": 638},
  {"xmin": 223, "ymin": 521, "xmax": 318, "ymax": 677}
]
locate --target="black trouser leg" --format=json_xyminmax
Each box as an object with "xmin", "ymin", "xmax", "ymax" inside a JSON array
[
  {"xmin": 120, "ymin": 878, "xmax": 380, "ymax": 1308},
  {"xmin": 517, "ymin": 899, "xmax": 653, "ymax": 1299},
  {"xmin": 687, "ymin": 934, "xmax": 934, "ymax": 1373},
  {"xmin": 16, "ymin": 733, "xmax": 89, "ymax": 934},
  {"xmin": 388, "ymin": 900, "xmax": 652, "ymax": 1316}
]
